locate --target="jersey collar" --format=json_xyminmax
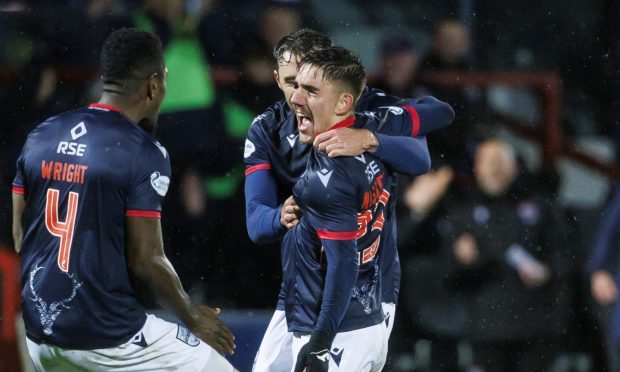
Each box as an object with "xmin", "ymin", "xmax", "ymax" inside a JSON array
[
  {"xmin": 89, "ymin": 103, "xmax": 121, "ymax": 112},
  {"xmin": 317, "ymin": 115, "xmax": 355, "ymax": 135},
  {"xmin": 330, "ymin": 115, "xmax": 355, "ymax": 130}
]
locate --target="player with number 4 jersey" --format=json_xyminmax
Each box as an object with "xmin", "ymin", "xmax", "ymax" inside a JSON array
[
  {"xmin": 13, "ymin": 102, "xmax": 169, "ymax": 349},
  {"xmin": 12, "ymin": 28, "xmax": 235, "ymax": 371}
]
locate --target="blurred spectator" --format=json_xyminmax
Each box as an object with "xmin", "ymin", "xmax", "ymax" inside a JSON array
[
  {"xmin": 196, "ymin": 0, "xmax": 314, "ymax": 68},
  {"xmin": 229, "ymin": 45, "xmax": 282, "ymax": 114},
  {"xmin": 589, "ymin": 185, "xmax": 620, "ymax": 371},
  {"xmin": 227, "ymin": 1, "xmax": 305, "ymax": 75},
  {"xmin": 396, "ymin": 166, "xmax": 464, "ymax": 372},
  {"xmin": 419, "ymin": 19, "xmax": 482, "ymax": 177},
  {"xmin": 373, "ymin": 34, "xmax": 421, "ymax": 98},
  {"xmin": 258, "ymin": 4, "xmax": 302, "ymax": 48},
  {"xmin": 134, "ymin": 0, "xmax": 216, "ymax": 113},
  {"xmin": 441, "ymin": 139, "xmax": 562, "ymax": 371},
  {"xmin": 423, "ymin": 19, "xmax": 471, "ymax": 71}
]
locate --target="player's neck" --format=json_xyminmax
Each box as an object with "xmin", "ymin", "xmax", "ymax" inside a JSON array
[{"xmin": 98, "ymin": 94, "xmax": 144, "ymax": 125}]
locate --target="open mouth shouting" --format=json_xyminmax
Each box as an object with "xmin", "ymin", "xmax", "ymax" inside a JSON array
[{"xmin": 296, "ymin": 111, "xmax": 314, "ymax": 136}]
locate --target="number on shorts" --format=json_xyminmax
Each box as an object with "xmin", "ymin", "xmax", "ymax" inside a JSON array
[{"xmin": 45, "ymin": 188, "xmax": 79, "ymax": 272}]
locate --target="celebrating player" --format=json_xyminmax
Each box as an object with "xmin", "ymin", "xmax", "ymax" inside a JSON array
[
  {"xmin": 245, "ymin": 29, "xmax": 454, "ymax": 372},
  {"xmin": 12, "ymin": 28, "xmax": 236, "ymax": 371},
  {"xmin": 286, "ymin": 46, "xmax": 432, "ymax": 372}
]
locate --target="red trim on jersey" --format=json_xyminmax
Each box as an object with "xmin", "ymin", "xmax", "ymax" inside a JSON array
[
  {"xmin": 245, "ymin": 164, "xmax": 271, "ymax": 176},
  {"xmin": 403, "ymin": 105, "xmax": 420, "ymax": 136},
  {"xmin": 12, "ymin": 186, "xmax": 25, "ymax": 195},
  {"xmin": 329, "ymin": 115, "xmax": 356, "ymax": 130},
  {"xmin": 125, "ymin": 210, "xmax": 161, "ymax": 218},
  {"xmin": 89, "ymin": 103, "xmax": 121, "ymax": 112},
  {"xmin": 317, "ymin": 230, "xmax": 358, "ymax": 240}
]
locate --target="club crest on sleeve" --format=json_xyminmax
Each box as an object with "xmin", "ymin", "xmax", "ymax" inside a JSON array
[
  {"xmin": 176, "ymin": 325, "xmax": 200, "ymax": 347},
  {"xmin": 378, "ymin": 106, "xmax": 404, "ymax": 115},
  {"xmin": 150, "ymin": 172, "xmax": 170, "ymax": 196},
  {"xmin": 244, "ymin": 139, "xmax": 256, "ymax": 158},
  {"xmin": 318, "ymin": 168, "xmax": 333, "ymax": 187}
]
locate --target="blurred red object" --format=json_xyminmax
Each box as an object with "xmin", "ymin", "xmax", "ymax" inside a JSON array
[{"xmin": 0, "ymin": 246, "xmax": 21, "ymax": 372}]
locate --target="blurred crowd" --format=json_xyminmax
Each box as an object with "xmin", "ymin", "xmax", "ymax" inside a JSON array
[{"xmin": 2, "ymin": 0, "xmax": 620, "ymax": 371}]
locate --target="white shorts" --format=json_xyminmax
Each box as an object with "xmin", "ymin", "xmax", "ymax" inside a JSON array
[
  {"xmin": 26, "ymin": 314, "xmax": 236, "ymax": 371},
  {"xmin": 253, "ymin": 309, "xmax": 293, "ymax": 372},
  {"xmin": 291, "ymin": 321, "xmax": 388, "ymax": 372},
  {"xmin": 381, "ymin": 302, "xmax": 396, "ymax": 366}
]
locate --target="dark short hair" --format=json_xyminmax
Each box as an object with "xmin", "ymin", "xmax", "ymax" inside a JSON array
[
  {"xmin": 273, "ymin": 28, "xmax": 334, "ymax": 64},
  {"xmin": 298, "ymin": 46, "xmax": 366, "ymax": 100},
  {"xmin": 100, "ymin": 28, "xmax": 164, "ymax": 87}
]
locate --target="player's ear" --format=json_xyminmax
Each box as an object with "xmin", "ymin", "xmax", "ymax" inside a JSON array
[
  {"xmin": 274, "ymin": 69, "xmax": 282, "ymax": 89},
  {"xmin": 146, "ymin": 73, "xmax": 158, "ymax": 101},
  {"xmin": 335, "ymin": 92, "xmax": 354, "ymax": 115}
]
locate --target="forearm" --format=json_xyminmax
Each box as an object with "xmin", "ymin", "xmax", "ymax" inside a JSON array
[
  {"xmin": 245, "ymin": 171, "xmax": 286, "ymax": 244},
  {"xmin": 12, "ymin": 193, "xmax": 25, "ymax": 254},
  {"xmin": 12, "ymin": 224, "xmax": 22, "ymax": 254},
  {"xmin": 131, "ymin": 255, "xmax": 200, "ymax": 327},
  {"xmin": 406, "ymin": 96, "xmax": 455, "ymax": 135},
  {"xmin": 246, "ymin": 201, "xmax": 285, "ymax": 244},
  {"xmin": 372, "ymin": 134, "xmax": 430, "ymax": 175}
]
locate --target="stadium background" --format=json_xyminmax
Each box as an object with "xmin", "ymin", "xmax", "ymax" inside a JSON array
[{"xmin": 0, "ymin": 0, "xmax": 619, "ymax": 370}]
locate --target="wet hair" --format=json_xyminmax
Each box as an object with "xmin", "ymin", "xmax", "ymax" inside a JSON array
[
  {"xmin": 298, "ymin": 46, "xmax": 366, "ymax": 100},
  {"xmin": 273, "ymin": 28, "xmax": 334, "ymax": 64},
  {"xmin": 100, "ymin": 28, "xmax": 164, "ymax": 92}
]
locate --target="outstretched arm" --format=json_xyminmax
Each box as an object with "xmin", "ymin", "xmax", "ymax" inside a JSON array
[{"xmin": 125, "ymin": 216, "xmax": 235, "ymax": 355}]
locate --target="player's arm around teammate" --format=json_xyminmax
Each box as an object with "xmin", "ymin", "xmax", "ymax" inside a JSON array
[{"xmin": 244, "ymin": 32, "xmax": 454, "ymax": 246}]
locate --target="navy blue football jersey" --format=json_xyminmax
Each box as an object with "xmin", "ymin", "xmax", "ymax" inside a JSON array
[
  {"xmin": 244, "ymin": 88, "xmax": 415, "ymax": 308},
  {"xmin": 282, "ymin": 112, "xmax": 414, "ymax": 335},
  {"xmin": 13, "ymin": 103, "xmax": 171, "ymax": 349}
]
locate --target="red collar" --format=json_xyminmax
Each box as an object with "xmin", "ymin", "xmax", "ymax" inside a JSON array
[
  {"xmin": 330, "ymin": 115, "xmax": 355, "ymax": 130},
  {"xmin": 89, "ymin": 103, "xmax": 120, "ymax": 112},
  {"xmin": 317, "ymin": 115, "xmax": 355, "ymax": 135}
]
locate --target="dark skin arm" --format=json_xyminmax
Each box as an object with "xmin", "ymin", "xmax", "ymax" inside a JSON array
[
  {"xmin": 125, "ymin": 217, "xmax": 235, "ymax": 355},
  {"xmin": 12, "ymin": 192, "xmax": 25, "ymax": 254}
]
